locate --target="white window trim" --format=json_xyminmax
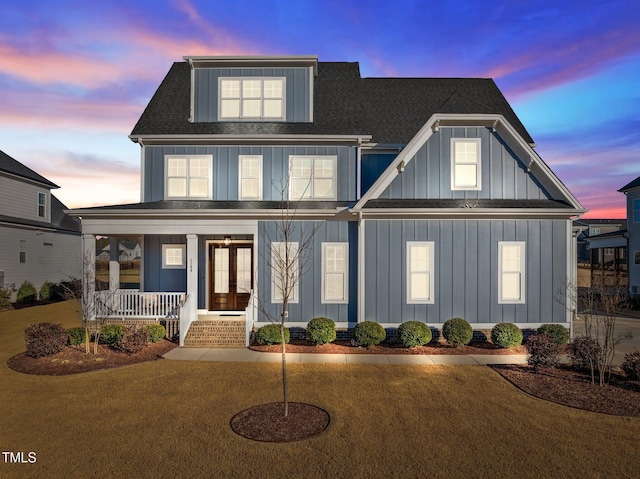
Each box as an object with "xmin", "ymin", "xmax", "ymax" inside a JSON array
[
  {"xmin": 498, "ymin": 241, "xmax": 526, "ymax": 304},
  {"xmin": 37, "ymin": 192, "xmax": 47, "ymax": 219},
  {"xmin": 271, "ymin": 242, "xmax": 299, "ymax": 304},
  {"xmin": 218, "ymin": 77, "xmax": 286, "ymax": 121},
  {"xmin": 321, "ymin": 243, "xmax": 348, "ymax": 304},
  {"xmin": 164, "ymin": 155, "xmax": 212, "ymax": 200},
  {"xmin": 238, "ymin": 155, "xmax": 263, "ymax": 200},
  {"xmin": 406, "ymin": 241, "xmax": 435, "ymax": 304},
  {"xmin": 19, "ymin": 240, "xmax": 27, "ymax": 264},
  {"xmin": 288, "ymin": 155, "xmax": 338, "ymax": 201},
  {"xmin": 451, "ymin": 138, "xmax": 482, "ymax": 191},
  {"xmin": 162, "ymin": 244, "xmax": 186, "ymax": 269}
]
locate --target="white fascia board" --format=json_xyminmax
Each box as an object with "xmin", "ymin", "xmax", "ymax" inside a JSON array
[
  {"xmin": 81, "ymin": 218, "xmax": 259, "ymax": 236},
  {"xmin": 183, "ymin": 55, "xmax": 319, "ymax": 75},
  {"xmin": 128, "ymin": 134, "xmax": 371, "ymax": 145},
  {"xmin": 354, "ymin": 208, "xmax": 584, "ymax": 220}
]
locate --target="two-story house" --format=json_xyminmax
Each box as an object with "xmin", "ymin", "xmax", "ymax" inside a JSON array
[
  {"xmin": 618, "ymin": 177, "xmax": 640, "ymax": 298},
  {"xmin": 0, "ymin": 150, "xmax": 81, "ymax": 298},
  {"xmin": 69, "ymin": 56, "xmax": 585, "ymax": 346}
]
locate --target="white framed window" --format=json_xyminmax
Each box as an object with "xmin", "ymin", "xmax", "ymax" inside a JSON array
[
  {"xmin": 322, "ymin": 243, "xmax": 348, "ymax": 303},
  {"xmin": 289, "ymin": 156, "xmax": 337, "ymax": 200},
  {"xmin": 590, "ymin": 227, "xmax": 601, "ymax": 236},
  {"xmin": 271, "ymin": 242, "xmax": 299, "ymax": 303},
  {"xmin": 238, "ymin": 155, "xmax": 263, "ymax": 200},
  {"xmin": 604, "ymin": 248, "xmax": 614, "ymax": 255},
  {"xmin": 19, "ymin": 240, "xmax": 27, "ymax": 264},
  {"xmin": 219, "ymin": 77, "xmax": 285, "ymax": 120},
  {"xmin": 162, "ymin": 244, "xmax": 186, "ymax": 269},
  {"xmin": 499, "ymin": 242, "xmax": 525, "ymax": 304},
  {"xmin": 37, "ymin": 192, "xmax": 46, "ymax": 218},
  {"xmin": 406, "ymin": 241, "xmax": 435, "ymax": 304},
  {"xmin": 451, "ymin": 138, "xmax": 481, "ymax": 190},
  {"xmin": 165, "ymin": 155, "xmax": 212, "ymax": 199},
  {"xmin": 634, "ymin": 199, "xmax": 640, "ymax": 223}
]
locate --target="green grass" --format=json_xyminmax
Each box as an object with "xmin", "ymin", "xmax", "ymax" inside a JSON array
[{"xmin": 1, "ymin": 302, "xmax": 639, "ymax": 478}]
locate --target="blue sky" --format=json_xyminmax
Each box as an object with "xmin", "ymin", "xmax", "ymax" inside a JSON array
[{"xmin": 1, "ymin": 0, "xmax": 639, "ymax": 217}]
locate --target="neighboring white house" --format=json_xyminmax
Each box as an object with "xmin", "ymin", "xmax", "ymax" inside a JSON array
[
  {"xmin": 0, "ymin": 150, "xmax": 81, "ymax": 297},
  {"xmin": 97, "ymin": 241, "xmax": 142, "ymax": 261}
]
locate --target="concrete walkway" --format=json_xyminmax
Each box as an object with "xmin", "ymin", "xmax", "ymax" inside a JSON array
[{"xmin": 163, "ymin": 316, "xmax": 640, "ymax": 365}]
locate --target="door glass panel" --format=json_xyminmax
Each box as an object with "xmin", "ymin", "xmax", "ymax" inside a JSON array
[
  {"xmin": 237, "ymin": 247, "xmax": 252, "ymax": 293},
  {"xmin": 214, "ymin": 248, "xmax": 229, "ymax": 294}
]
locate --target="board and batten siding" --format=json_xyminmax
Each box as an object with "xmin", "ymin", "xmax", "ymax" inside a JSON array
[
  {"xmin": 0, "ymin": 176, "xmax": 50, "ymax": 222},
  {"xmin": 379, "ymin": 127, "xmax": 551, "ymax": 201},
  {"xmin": 364, "ymin": 219, "xmax": 568, "ymax": 325},
  {"xmin": 143, "ymin": 145, "xmax": 356, "ymax": 202},
  {"xmin": 143, "ymin": 235, "xmax": 187, "ymax": 294},
  {"xmin": 193, "ymin": 67, "xmax": 312, "ymax": 122},
  {"xmin": 627, "ymin": 190, "xmax": 640, "ymax": 297},
  {"xmin": 257, "ymin": 220, "xmax": 356, "ymax": 325}
]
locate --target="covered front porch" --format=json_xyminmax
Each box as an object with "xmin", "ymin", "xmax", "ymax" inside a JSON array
[{"xmin": 80, "ymin": 217, "xmax": 259, "ymax": 347}]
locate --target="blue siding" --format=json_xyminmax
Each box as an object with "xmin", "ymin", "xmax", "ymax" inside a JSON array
[
  {"xmin": 257, "ymin": 220, "xmax": 355, "ymax": 325},
  {"xmin": 380, "ymin": 127, "xmax": 551, "ymax": 200},
  {"xmin": 361, "ymin": 153, "xmax": 396, "ymax": 195},
  {"xmin": 364, "ymin": 219, "xmax": 567, "ymax": 325},
  {"xmin": 143, "ymin": 145, "xmax": 357, "ymax": 202},
  {"xmin": 143, "ymin": 235, "xmax": 187, "ymax": 293},
  {"xmin": 193, "ymin": 67, "xmax": 311, "ymax": 122}
]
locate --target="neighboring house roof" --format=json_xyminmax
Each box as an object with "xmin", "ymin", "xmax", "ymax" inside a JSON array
[
  {"xmin": 0, "ymin": 149, "xmax": 58, "ymax": 188},
  {"xmin": 130, "ymin": 61, "xmax": 533, "ymax": 145},
  {"xmin": 0, "ymin": 194, "xmax": 80, "ymax": 234},
  {"xmin": 573, "ymin": 218, "xmax": 626, "ymax": 227},
  {"xmin": 619, "ymin": 175, "xmax": 640, "ymax": 193}
]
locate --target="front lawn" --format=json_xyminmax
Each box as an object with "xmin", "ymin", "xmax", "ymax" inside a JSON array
[{"xmin": 1, "ymin": 302, "xmax": 639, "ymax": 478}]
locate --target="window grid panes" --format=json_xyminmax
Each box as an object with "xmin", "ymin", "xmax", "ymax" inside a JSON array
[
  {"xmin": 37, "ymin": 193, "xmax": 46, "ymax": 218},
  {"xmin": 236, "ymin": 248, "xmax": 252, "ymax": 293},
  {"xmin": 289, "ymin": 156, "xmax": 337, "ymax": 200},
  {"xmin": 407, "ymin": 242, "xmax": 434, "ymax": 303},
  {"xmin": 272, "ymin": 242, "xmax": 299, "ymax": 303},
  {"xmin": 166, "ymin": 156, "xmax": 211, "ymax": 199},
  {"xmin": 219, "ymin": 78, "xmax": 285, "ymax": 120},
  {"xmin": 451, "ymin": 139, "xmax": 481, "ymax": 190},
  {"xmin": 239, "ymin": 155, "xmax": 262, "ymax": 200},
  {"xmin": 162, "ymin": 244, "xmax": 186, "ymax": 269},
  {"xmin": 499, "ymin": 242, "xmax": 525, "ymax": 303},
  {"xmin": 214, "ymin": 248, "xmax": 229, "ymax": 294},
  {"xmin": 322, "ymin": 243, "xmax": 348, "ymax": 303}
]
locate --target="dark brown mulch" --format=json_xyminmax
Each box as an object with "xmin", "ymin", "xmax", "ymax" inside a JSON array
[
  {"xmin": 250, "ymin": 338, "xmax": 529, "ymax": 355},
  {"xmin": 491, "ymin": 364, "xmax": 640, "ymax": 417},
  {"xmin": 7, "ymin": 339, "xmax": 178, "ymax": 375},
  {"xmin": 230, "ymin": 402, "xmax": 330, "ymax": 442}
]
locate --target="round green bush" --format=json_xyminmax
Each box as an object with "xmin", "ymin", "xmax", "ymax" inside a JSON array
[
  {"xmin": 17, "ymin": 280, "xmax": 38, "ymax": 304},
  {"xmin": 353, "ymin": 321, "xmax": 386, "ymax": 347},
  {"xmin": 113, "ymin": 327, "xmax": 150, "ymax": 355},
  {"xmin": 537, "ymin": 324, "xmax": 569, "ymax": 345},
  {"xmin": 306, "ymin": 317, "xmax": 336, "ymax": 345},
  {"xmin": 67, "ymin": 327, "xmax": 89, "ymax": 346},
  {"xmin": 397, "ymin": 321, "xmax": 432, "ymax": 348},
  {"xmin": 100, "ymin": 324, "xmax": 127, "ymax": 346},
  {"xmin": 256, "ymin": 324, "xmax": 290, "ymax": 345},
  {"xmin": 442, "ymin": 318, "xmax": 473, "ymax": 347},
  {"xmin": 491, "ymin": 323, "xmax": 523, "ymax": 348},
  {"xmin": 144, "ymin": 324, "xmax": 166, "ymax": 343},
  {"xmin": 24, "ymin": 323, "xmax": 67, "ymax": 358},
  {"xmin": 39, "ymin": 281, "xmax": 54, "ymax": 300}
]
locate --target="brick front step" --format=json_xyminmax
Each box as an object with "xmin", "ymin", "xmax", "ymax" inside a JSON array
[{"xmin": 183, "ymin": 319, "xmax": 246, "ymax": 348}]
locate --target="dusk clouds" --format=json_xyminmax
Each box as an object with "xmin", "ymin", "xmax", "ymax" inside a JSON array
[{"xmin": 1, "ymin": 0, "xmax": 638, "ymax": 217}]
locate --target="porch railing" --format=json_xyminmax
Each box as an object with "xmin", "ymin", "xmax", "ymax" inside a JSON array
[
  {"xmin": 179, "ymin": 294, "xmax": 193, "ymax": 347},
  {"xmin": 95, "ymin": 291, "xmax": 186, "ymax": 319},
  {"xmin": 245, "ymin": 289, "xmax": 257, "ymax": 347}
]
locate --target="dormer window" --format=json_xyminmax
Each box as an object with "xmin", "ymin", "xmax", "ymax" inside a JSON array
[{"xmin": 219, "ymin": 78, "xmax": 285, "ymax": 120}]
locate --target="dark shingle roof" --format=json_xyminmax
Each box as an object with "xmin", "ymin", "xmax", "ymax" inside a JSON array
[
  {"xmin": 363, "ymin": 199, "xmax": 572, "ymax": 209},
  {"xmin": 72, "ymin": 200, "xmax": 355, "ymax": 212},
  {"xmin": 130, "ymin": 61, "xmax": 533, "ymax": 145},
  {"xmin": 619, "ymin": 175, "xmax": 640, "ymax": 192},
  {"xmin": 0, "ymin": 150, "xmax": 58, "ymax": 188}
]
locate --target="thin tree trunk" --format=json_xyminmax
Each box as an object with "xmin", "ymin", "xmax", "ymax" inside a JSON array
[{"xmin": 280, "ymin": 319, "xmax": 288, "ymax": 418}]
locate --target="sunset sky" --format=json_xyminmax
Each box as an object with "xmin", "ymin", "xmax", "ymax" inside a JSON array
[{"xmin": 1, "ymin": 0, "xmax": 638, "ymax": 218}]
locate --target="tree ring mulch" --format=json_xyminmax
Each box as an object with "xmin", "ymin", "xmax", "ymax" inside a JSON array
[{"xmin": 230, "ymin": 402, "xmax": 330, "ymax": 442}]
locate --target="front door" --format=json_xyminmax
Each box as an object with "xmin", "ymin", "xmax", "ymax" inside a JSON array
[{"xmin": 209, "ymin": 242, "xmax": 253, "ymax": 311}]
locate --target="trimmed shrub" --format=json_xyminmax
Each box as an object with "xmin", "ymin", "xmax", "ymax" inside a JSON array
[
  {"xmin": 113, "ymin": 327, "xmax": 150, "ymax": 355},
  {"xmin": 397, "ymin": 321, "xmax": 432, "ymax": 348},
  {"xmin": 17, "ymin": 280, "xmax": 38, "ymax": 304},
  {"xmin": 67, "ymin": 327, "xmax": 89, "ymax": 346},
  {"xmin": 306, "ymin": 317, "xmax": 336, "ymax": 345},
  {"xmin": 144, "ymin": 324, "xmax": 166, "ymax": 343},
  {"xmin": 537, "ymin": 324, "xmax": 569, "ymax": 345},
  {"xmin": 0, "ymin": 287, "xmax": 11, "ymax": 310},
  {"xmin": 39, "ymin": 281, "xmax": 55, "ymax": 300},
  {"xmin": 256, "ymin": 324, "xmax": 290, "ymax": 345},
  {"xmin": 621, "ymin": 351, "xmax": 640, "ymax": 380},
  {"xmin": 24, "ymin": 323, "xmax": 67, "ymax": 358},
  {"xmin": 526, "ymin": 333, "xmax": 559, "ymax": 371},
  {"xmin": 353, "ymin": 321, "xmax": 386, "ymax": 347},
  {"xmin": 442, "ymin": 318, "xmax": 473, "ymax": 347},
  {"xmin": 568, "ymin": 336, "xmax": 601, "ymax": 372},
  {"xmin": 491, "ymin": 323, "xmax": 523, "ymax": 348},
  {"xmin": 100, "ymin": 324, "xmax": 127, "ymax": 346}
]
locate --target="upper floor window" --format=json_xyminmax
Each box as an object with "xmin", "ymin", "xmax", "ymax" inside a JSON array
[
  {"xmin": 239, "ymin": 155, "xmax": 263, "ymax": 200},
  {"xmin": 219, "ymin": 78, "xmax": 285, "ymax": 120},
  {"xmin": 37, "ymin": 192, "xmax": 46, "ymax": 218},
  {"xmin": 165, "ymin": 155, "xmax": 212, "ymax": 199},
  {"xmin": 451, "ymin": 138, "xmax": 481, "ymax": 190},
  {"xmin": 634, "ymin": 199, "xmax": 640, "ymax": 223},
  {"xmin": 289, "ymin": 156, "xmax": 337, "ymax": 200},
  {"xmin": 498, "ymin": 242, "xmax": 525, "ymax": 304},
  {"xmin": 590, "ymin": 227, "xmax": 600, "ymax": 236}
]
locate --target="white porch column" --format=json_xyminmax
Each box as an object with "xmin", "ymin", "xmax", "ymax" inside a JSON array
[
  {"xmin": 109, "ymin": 237, "xmax": 120, "ymax": 291},
  {"xmin": 183, "ymin": 234, "xmax": 199, "ymax": 344},
  {"xmin": 82, "ymin": 234, "xmax": 96, "ymax": 321}
]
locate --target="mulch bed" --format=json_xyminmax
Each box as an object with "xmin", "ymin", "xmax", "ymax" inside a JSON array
[
  {"xmin": 250, "ymin": 338, "xmax": 529, "ymax": 355},
  {"xmin": 7, "ymin": 339, "xmax": 178, "ymax": 375},
  {"xmin": 231, "ymin": 402, "xmax": 330, "ymax": 442}
]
